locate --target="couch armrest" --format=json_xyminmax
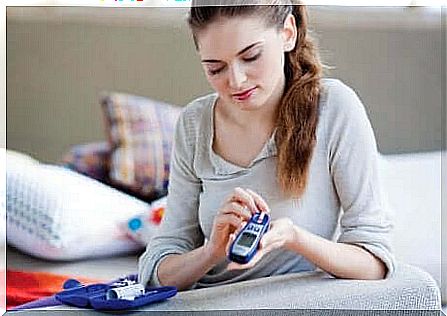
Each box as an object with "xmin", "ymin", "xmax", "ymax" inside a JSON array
[
  {"xmin": 19, "ymin": 262, "xmax": 441, "ymax": 314},
  {"xmin": 159, "ymin": 262, "xmax": 440, "ymax": 311},
  {"xmin": 61, "ymin": 142, "xmax": 111, "ymax": 183}
]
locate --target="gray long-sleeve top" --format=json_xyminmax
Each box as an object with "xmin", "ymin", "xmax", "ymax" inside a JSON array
[{"xmin": 138, "ymin": 78, "xmax": 395, "ymax": 289}]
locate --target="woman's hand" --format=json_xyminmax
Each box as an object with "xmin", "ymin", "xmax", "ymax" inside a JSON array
[
  {"xmin": 206, "ymin": 187, "xmax": 268, "ymax": 262},
  {"xmin": 226, "ymin": 217, "xmax": 297, "ymax": 270}
]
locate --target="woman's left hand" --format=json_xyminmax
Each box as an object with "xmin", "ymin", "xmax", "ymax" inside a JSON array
[{"xmin": 226, "ymin": 217, "xmax": 298, "ymax": 270}]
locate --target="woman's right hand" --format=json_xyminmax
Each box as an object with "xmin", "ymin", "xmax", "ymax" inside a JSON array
[{"xmin": 205, "ymin": 187, "xmax": 269, "ymax": 262}]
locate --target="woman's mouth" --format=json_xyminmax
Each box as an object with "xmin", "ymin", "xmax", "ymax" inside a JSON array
[{"xmin": 232, "ymin": 87, "xmax": 257, "ymax": 101}]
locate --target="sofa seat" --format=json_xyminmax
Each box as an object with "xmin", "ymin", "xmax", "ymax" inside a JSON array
[{"xmin": 8, "ymin": 261, "xmax": 440, "ymax": 314}]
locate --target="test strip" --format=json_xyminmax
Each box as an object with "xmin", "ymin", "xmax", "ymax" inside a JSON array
[{"xmin": 106, "ymin": 284, "xmax": 145, "ymax": 300}]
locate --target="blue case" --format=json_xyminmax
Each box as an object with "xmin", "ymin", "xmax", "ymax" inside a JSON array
[
  {"xmin": 228, "ymin": 212, "xmax": 270, "ymax": 264},
  {"xmin": 55, "ymin": 278, "xmax": 177, "ymax": 311}
]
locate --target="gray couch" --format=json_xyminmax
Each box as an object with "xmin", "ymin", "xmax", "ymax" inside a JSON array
[
  {"xmin": 7, "ymin": 263, "xmax": 441, "ymax": 314},
  {"xmin": 6, "ymin": 151, "xmax": 444, "ymax": 314}
]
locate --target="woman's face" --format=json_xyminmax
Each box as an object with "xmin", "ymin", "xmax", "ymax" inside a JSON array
[{"xmin": 196, "ymin": 14, "xmax": 296, "ymax": 112}]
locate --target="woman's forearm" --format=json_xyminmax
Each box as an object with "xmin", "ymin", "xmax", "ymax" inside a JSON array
[
  {"xmin": 157, "ymin": 244, "xmax": 221, "ymax": 290},
  {"xmin": 289, "ymin": 226, "xmax": 386, "ymax": 280}
]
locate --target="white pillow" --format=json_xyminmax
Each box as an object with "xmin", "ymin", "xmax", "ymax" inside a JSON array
[
  {"xmin": 6, "ymin": 150, "xmax": 152, "ymax": 261},
  {"xmin": 0, "ymin": 149, "xmax": 6, "ymax": 243},
  {"xmin": 124, "ymin": 196, "xmax": 166, "ymax": 245}
]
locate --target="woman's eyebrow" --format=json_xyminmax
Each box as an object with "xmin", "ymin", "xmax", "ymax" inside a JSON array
[{"xmin": 201, "ymin": 41, "xmax": 264, "ymax": 63}]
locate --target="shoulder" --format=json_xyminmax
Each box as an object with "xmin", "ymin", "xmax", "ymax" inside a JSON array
[
  {"xmin": 178, "ymin": 93, "xmax": 217, "ymax": 127},
  {"xmin": 320, "ymin": 78, "xmax": 363, "ymax": 111},
  {"xmin": 175, "ymin": 92, "xmax": 217, "ymax": 148},
  {"xmin": 319, "ymin": 79, "xmax": 377, "ymax": 159},
  {"xmin": 319, "ymin": 78, "xmax": 369, "ymax": 126}
]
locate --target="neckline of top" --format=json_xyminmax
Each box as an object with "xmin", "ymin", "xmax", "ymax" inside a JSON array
[{"xmin": 207, "ymin": 94, "xmax": 277, "ymax": 176}]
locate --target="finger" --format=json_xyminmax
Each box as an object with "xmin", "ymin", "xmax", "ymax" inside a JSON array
[
  {"xmin": 245, "ymin": 188, "xmax": 270, "ymax": 213},
  {"xmin": 225, "ymin": 233, "xmax": 236, "ymax": 255},
  {"xmin": 229, "ymin": 187, "xmax": 258, "ymax": 214},
  {"xmin": 257, "ymin": 228, "xmax": 275, "ymax": 248},
  {"xmin": 227, "ymin": 262, "xmax": 247, "ymax": 270},
  {"xmin": 259, "ymin": 241, "xmax": 284, "ymax": 255},
  {"xmin": 220, "ymin": 202, "xmax": 251, "ymax": 219},
  {"xmin": 227, "ymin": 248, "xmax": 265, "ymax": 270},
  {"xmin": 216, "ymin": 213, "xmax": 243, "ymax": 230},
  {"xmin": 227, "ymin": 259, "xmax": 254, "ymax": 270},
  {"xmin": 227, "ymin": 238, "xmax": 271, "ymax": 271},
  {"xmin": 236, "ymin": 240, "xmax": 283, "ymax": 270}
]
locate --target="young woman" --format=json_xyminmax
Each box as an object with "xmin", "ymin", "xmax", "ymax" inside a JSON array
[{"xmin": 138, "ymin": 0, "xmax": 395, "ymax": 291}]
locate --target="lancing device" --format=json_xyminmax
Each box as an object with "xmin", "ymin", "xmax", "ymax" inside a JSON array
[
  {"xmin": 106, "ymin": 284, "xmax": 146, "ymax": 300},
  {"xmin": 228, "ymin": 212, "xmax": 270, "ymax": 264}
]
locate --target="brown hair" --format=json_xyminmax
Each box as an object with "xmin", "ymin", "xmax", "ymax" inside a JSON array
[{"xmin": 188, "ymin": 0, "xmax": 323, "ymax": 198}]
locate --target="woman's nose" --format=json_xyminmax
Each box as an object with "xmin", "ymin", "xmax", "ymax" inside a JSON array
[{"xmin": 228, "ymin": 64, "xmax": 247, "ymax": 90}]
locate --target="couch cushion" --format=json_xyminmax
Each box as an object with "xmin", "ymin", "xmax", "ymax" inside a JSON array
[
  {"xmin": 62, "ymin": 142, "xmax": 110, "ymax": 183},
  {"xmin": 101, "ymin": 92, "xmax": 181, "ymax": 202}
]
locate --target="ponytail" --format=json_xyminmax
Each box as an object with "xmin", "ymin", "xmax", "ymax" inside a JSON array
[{"xmin": 275, "ymin": 4, "xmax": 323, "ymax": 198}]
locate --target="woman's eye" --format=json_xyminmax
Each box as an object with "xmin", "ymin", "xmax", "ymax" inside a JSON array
[
  {"xmin": 208, "ymin": 68, "xmax": 223, "ymax": 76},
  {"xmin": 243, "ymin": 52, "xmax": 261, "ymax": 62}
]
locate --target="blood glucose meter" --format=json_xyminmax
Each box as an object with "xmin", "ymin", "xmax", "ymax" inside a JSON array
[{"xmin": 228, "ymin": 212, "xmax": 270, "ymax": 264}]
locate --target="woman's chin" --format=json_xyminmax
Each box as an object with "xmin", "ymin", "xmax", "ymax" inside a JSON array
[
  {"xmin": 220, "ymin": 92, "xmax": 265, "ymax": 112},
  {"xmin": 233, "ymin": 101, "xmax": 259, "ymax": 112},
  {"xmin": 231, "ymin": 96, "xmax": 262, "ymax": 111}
]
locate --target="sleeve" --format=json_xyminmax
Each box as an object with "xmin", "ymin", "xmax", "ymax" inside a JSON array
[
  {"xmin": 138, "ymin": 108, "xmax": 204, "ymax": 287},
  {"xmin": 325, "ymin": 81, "xmax": 396, "ymax": 278}
]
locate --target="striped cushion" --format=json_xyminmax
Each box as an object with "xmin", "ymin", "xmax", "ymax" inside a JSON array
[{"xmin": 101, "ymin": 92, "xmax": 181, "ymax": 201}]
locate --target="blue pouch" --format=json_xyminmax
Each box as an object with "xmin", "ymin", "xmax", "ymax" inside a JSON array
[{"xmin": 55, "ymin": 278, "xmax": 177, "ymax": 311}]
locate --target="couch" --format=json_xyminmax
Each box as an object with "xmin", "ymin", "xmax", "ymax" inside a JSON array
[{"xmin": 5, "ymin": 144, "xmax": 444, "ymax": 314}]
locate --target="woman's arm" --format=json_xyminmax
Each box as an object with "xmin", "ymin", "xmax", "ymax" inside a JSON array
[
  {"xmin": 156, "ymin": 244, "xmax": 220, "ymax": 290},
  {"xmin": 227, "ymin": 217, "xmax": 386, "ymax": 280},
  {"xmin": 289, "ymin": 225, "xmax": 386, "ymax": 280},
  {"xmin": 324, "ymin": 80, "xmax": 394, "ymax": 278},
  {"xmin": 157, "ymin": 188, "xmax": 262, "ymax": 290}
]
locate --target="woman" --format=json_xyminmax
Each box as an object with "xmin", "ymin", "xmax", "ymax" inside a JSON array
[{"xmin": 138, "ymin": 0, "xmax": 395, "ymax": 291}]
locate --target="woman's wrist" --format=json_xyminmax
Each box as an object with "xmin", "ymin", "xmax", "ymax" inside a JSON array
[
  {"xmin": 203, "ymin": 242, "xmax": 225, "ymax": 266},
  {"xmin": 285, "ymin": 224, "xmax": 307, "ymax": 252}
]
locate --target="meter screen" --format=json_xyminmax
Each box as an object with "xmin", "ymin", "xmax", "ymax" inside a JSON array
[{"xmin": 238, "ymin": 232, "xmax": 257, "ymax": 247}]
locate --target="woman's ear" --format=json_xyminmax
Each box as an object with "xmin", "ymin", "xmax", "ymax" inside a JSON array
[{"xmin": 282, "ymin": 13, "xmax": 297, "ymax": 52}]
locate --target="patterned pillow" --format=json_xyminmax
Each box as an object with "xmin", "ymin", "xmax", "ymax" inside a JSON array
[
  {"xmin": 6, "ymin": 150, "xmax": 152, "ymax": 260},
  {"xmin": 62, "ymin": 142, "xmax": 111, "ymax": 182},
  {"xmin": 101, "ymin": 92, "xmax": 181, "ymax": 202}
]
